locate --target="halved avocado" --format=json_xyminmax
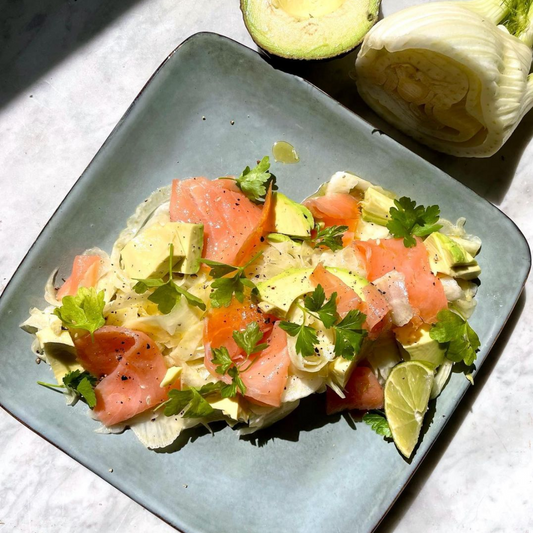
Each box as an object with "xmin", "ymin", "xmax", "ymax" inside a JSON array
[{"xmin": 241, "ymin": 0, "xmax": 381, "ymax": 60}]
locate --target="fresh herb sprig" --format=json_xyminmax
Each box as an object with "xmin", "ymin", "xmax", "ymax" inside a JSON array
[
  {"xmin": 54, "ymin": 287, "xmax": 105, "ymax": 338},
  {"xmin": 202, "ymin": 251, "xmax": 262, "ymax": 308},
  {"xmin": 133, "ymin": 243, "xmax": 206, "ymax": 314},
  {"xmin": 280, "ymin": 285, "xmax": 367, "ymax": 360},
  {"xmin": 163, "ymin": 382, "xmax": 223, "ymax": 418},
  {"xmin": 314, "ymin": 224, "xmax": 348, "ymax": 252},
  {"xmin": 387, "ymin": 197, "xmax": 442, "ymax": 247},
  {"xmin": 363, "ymin": 411, "xmax": 392, "ymax": 438},
  {"xmin": 210, "ymin": 322, "xmax": 269, "ymax": 398},
  {"xmin": 38, "ymin": 369, "xmax": 97, "ymax": 408},
  {"xmin": 220, "ymin": 156, "xmax": 277, "ymax": 203},
  {"xmin": 430, "ymin": 309, "xmax": 480, "ymax": 366}
]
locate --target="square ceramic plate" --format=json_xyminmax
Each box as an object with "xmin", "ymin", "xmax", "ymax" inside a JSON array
[{"xmin": 0, "ymin": 33, "xmax": 530, "ymax": 533}]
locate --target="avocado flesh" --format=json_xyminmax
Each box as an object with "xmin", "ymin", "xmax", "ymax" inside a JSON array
[
  {"xmin": 121, "ymin": 222, "xmax": 204, "ymax": 279},
  {"xmin": 241, "ymin": 0, "xmax": 381, "ymax": 60},
  {"xmin": 424, "ymin": 232, "xmax": 481, "ymax": 280},
  {"xmin": 256, "ymin": 266, "xmax": 368, "ymax": 314},
  {"xmin": 399, "ymin": 325, "xmax": 445, "ymax": 369},
  {"xmin": 273, "ymin": 192, "xmax": 314, "ymax": 238},
  {"xmin": 361, "ymin": 186, "xmax": 396, "ymax": 226}
]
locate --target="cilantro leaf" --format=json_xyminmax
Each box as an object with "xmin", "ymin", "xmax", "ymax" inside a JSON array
[
  {"xmin": 164, "ymin": 382, "xmax": 223, "ymax": 417},
  {"xmin": 235, "ymin": 156, "xmax": 277, "ymax": 203},
  {"xmin": 279, "ymin": 321, "xmax": 319, "ymax": 357},
  {"xmin": 211, "ymin": 346, "xmax": 233, "ymax": 375},
  {"xmin": 233, "ymin": 321, "xmax": 268, "ymax": 357},
  {"xmin": 387, "ymin": 196, "xmax": 442, "ymax": 247},
  {"xmin": 430, "ymin": 309, "xmax": 480, "ymax": 366},
  {"xmin": 333, "ymin": 309, "xmax": 367, "ymax": 360},
  {"xmin": 315, "ymin": 225, "xmax": 348, "ymax": 252},
  {"xmin": 54, "ymin": 287, "xmax": 105, "ymax": 337},
  {"xmin": 363, "ymin": 412, "xmax": 392, "ymax": 438}
]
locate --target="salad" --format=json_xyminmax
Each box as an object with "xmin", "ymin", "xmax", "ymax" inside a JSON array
[{"xmin": 22, "ymin": 157, "xmax": 482, "ymax": 458}]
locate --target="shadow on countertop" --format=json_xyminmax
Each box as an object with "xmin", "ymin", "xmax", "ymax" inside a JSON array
[
  {"xmin": 266, "ymin": 50, "xmax": 533, "ymax": 206},
  {"xmin": 0, "ymin": 0, "xmax": 143, "ymax": 108},
  {"xmin": 375, "ymin": 289, "xmax": 527, "ymax": 533}
]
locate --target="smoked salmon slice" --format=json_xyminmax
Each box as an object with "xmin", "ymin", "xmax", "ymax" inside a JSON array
[
  {"xmin": 57, "ymin": 255, "xmax": 100, "ymax": 300},
  {"xmin": 240, "ymin": 323, "xmax": 290, "ymax": 407},
  {"xmin": 304, "ymin": 193, "xmax": 361, "ymax": 245},
  {"xmin": 170, "ymin": 177, "xmax": 262, "ymax": 265},
  {"xmin": 355, "ymin": 237, "xmax": 447, "ymax": 323},
  {"xmin": 75, "ymin": 326, "xmax": 171, "ymax": 426},
  {"xmin": 326, "ymin": 366, "xmax": 384, "ymax": 414}
]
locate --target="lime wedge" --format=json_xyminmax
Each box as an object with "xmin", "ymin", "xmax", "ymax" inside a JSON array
[{"xmin": 384, "ymin": 361, "xmax": 435, "ymax": 458}]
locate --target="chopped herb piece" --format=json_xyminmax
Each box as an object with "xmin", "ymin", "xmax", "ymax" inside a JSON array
[
  {"xmin": 430, "ymin": 309, "xmax": 480, "ymax": 366},
  {"xmin": 315, "ymin": 225, "xmax": 348, "ymax": 252},
  {"xmin": 363, "ymin": 411, "xmax": 392, "ymax": 438},
  {"xmin": 163, "ymin": 382, "xmax": 223, "ymax": 418},
  {"xmin": 53, "ymin": 287, "xmax": 105, "ymax": 338},
  {"xmin": 387, "ymin": 196, "xmax": 442, "ymax": 247},
  {"xmin": 232, "ymin": 321, "xmax": 268, "ymax": 357},
  {"xmin": 279, "ymin": 320, "xmax": 319, "ymax": 357}
]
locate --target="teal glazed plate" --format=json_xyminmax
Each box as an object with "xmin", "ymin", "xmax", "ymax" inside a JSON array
[{"xmin": 0, "ymin": 33, "xmax": 530, "ymax": 533}]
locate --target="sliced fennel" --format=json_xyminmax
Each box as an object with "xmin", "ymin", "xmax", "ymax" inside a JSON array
[{"xmin": 356, "ymin": 0, "xmax": 533, "ymax": 157}]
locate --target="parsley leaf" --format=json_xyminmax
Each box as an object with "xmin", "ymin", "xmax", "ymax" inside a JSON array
[
  {"xmin": 387, "ymin": 197, "xmax": 442, "ymax": 247},
  {"xmin": 200, "ymin": 258, "xmax": 240, "ymax": 279},
  {"xmin": 304, "ymin": 285, "xmax": 339, "ymax": 328},
  {"xmin": 211, "ymin": 346, "xmax": 233, "ymax": 375},
  {"xmin": 315, "ymin": 225, "xmax": 348, "ymax": 252},
  {"xmin": 279, "ymin": 321, "xmax": 319, "ymax": 357},
  {"xmin": 163, "ymin": 382, "xmax": 223, "ymax": 418},
  {"xmin": 38, "ymin": 369, "xmax": 97, "ymax": 408},
  {"xmin": 54, "ymin": 287, "xmax": 105, "ymax": 338},
  {"xmin": 210, "ymin": 275, "xmax": 248, "ymax": 307},
  {"xmin": 429, "ymin": 309, "xmax": 480, "ymax": 366},
  {"xmin": 221, "ymin": 366, "xmax": 247, "ymax": 398},
  {"xmin": 133, "ymin": 243, "xmax": 206, "ymax": 313},
  {"xmin": 234, "ymin": 156, "xmax": 277, "ymax": 203},
  {"xmin": 202, "ymin": 253, "xmax": 261, "ymax": 308},
  {"xmin": 333, "ymin": 309, "xmax": 367, "ymax": 360},
  {"xmin": 232, "ymin": 321, "xmax": 268, "ymax": 356},
  {"xmin": 363, "ymin": 412, "xmax": 392, "ymax": 438}
]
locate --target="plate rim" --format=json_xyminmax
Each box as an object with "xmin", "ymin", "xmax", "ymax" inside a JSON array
[{"xmin": 0, "ymin": 31, "xmax": 530, "ymax": 533}]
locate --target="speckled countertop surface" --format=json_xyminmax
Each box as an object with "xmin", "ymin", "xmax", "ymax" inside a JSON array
[{"xmin": 1, "ymin": 0, "xmax": 532, "ymax": 531}]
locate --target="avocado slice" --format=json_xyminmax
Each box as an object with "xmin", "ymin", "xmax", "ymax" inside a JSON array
[
  {"xmin": 424, "ymin": 232, "xmax": 481, "ymax": 280},
  {"xmin": 241, "ymin": 0, "xmax": 380, "ymax": 60},
  {"xmin": 121, "ymin": 222, "xmax": 204, "ymax": 279},
  {"xmin": 273, "ymin": 192, "xmax": 314, "ymax": 238},
  {"xmin": 361, "ymin": 186, "xmax": 396, "ymax": 226},
  {"xmin": 399, "ymin": 324, "xmax": 446, "ymax": 369},
  {"xmin": 256, "ymin": 266, "xmax": 368, "ymax": 314}
]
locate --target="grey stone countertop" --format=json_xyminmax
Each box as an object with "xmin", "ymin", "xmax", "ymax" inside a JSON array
[{"xmin": 1, "ymin": 0, "xmax": 531, "ymax": 531}]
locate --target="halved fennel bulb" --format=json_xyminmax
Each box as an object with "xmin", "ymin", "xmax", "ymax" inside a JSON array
[{"xmin": 355, "ymin": 0, "xmax": 533, "ymax": 157}]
